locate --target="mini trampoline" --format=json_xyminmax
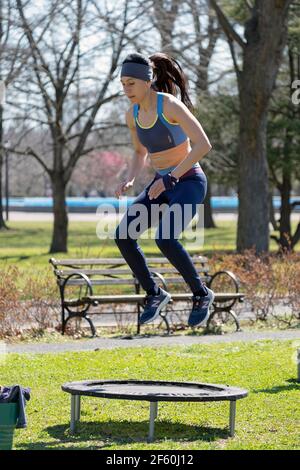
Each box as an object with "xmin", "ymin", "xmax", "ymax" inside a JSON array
[{"xmin": 62, "ymin": 380, "xmax": 248, "ymax": 442}]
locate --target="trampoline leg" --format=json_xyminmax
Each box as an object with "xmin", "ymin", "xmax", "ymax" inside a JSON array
[
  {"xmin": 75, "ymin": 395, "xmax": 81, "ymax": 422},
  {"xmin": 229, "ymin": 400, "xmax": 236, "ymax": 437},
  {"xmin": 70, "ymin": 394, "xmax": 80, "ymax": 434},
  {"xmin": 70, "ymin": 395, "xmax": 76, "ymax": 434},
  {"xmin": 148, "ymin": 402, "xmax": 158, "ymax": 442},
  {"xmin": 154, "ymin": 402, "xmax": 158, "ymax": 419}
]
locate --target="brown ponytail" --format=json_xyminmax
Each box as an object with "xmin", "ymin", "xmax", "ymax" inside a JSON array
[{"xmin": 149, "ymin": 52, "xmax": 194, "ymax": 113}]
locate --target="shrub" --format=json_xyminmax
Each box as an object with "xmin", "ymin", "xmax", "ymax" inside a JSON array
[
  {"xmin": 209, "ymin": 249, "xmax": 300, "ymax": 326},
  {"xmin": 0, "ymin": 266, "xmax": 59, "ymax": 339}
]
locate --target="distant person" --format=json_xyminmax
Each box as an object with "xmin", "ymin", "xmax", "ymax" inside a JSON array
[{"xmin": 114, "ymin": 52, "xmax": 214, "ymax": 328}]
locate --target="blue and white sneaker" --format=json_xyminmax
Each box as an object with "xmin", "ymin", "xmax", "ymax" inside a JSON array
[
  {"xmin": 139, "ymin": 288, "xmax": 172, "ymax": 325},
  {"xmin": 188, "ymin": 287, "xmax": 215, "ymax": 328}
]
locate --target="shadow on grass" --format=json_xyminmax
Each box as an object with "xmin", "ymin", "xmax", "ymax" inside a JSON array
[
  {"xmin": 253, "ymin": 379, "xmax": 300, "ymax": 394},
  {"xmin": 0, "ymin": 252, "xmax": 51, "ymax": 262},
  {"xmin": 16, "ymin": 419, "xmax": 229, "ymax": 450}
]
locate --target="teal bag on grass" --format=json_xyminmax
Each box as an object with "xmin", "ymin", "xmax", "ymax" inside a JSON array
[
  {"xmin": 0, "ymin": 385, "xmax": 31, "ymax": 450},
  {"xmin": 0, "ymin": 403, "xmax": 19, "ymax": 450}
]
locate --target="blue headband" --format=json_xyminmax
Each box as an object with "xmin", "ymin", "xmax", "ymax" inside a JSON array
[{"xmin": 121, "ymin": 62, "xmax": 153, "ymax": 81}]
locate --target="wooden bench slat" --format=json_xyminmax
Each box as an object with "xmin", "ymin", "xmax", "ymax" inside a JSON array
[
  {"xmin": 58, "ymin": 278, "xmax": 137, "ymax": 286},
  {"xmin": 57, "ymin": 276, "xmax": 211, "ymax": 287},
  {"xmin": 51, "ymin": 257, "xmax": 130, "ymax": 265},
  {"xmin": 83, "ymin": 294, "xmax": 145, "ymax": 303},
  {"xmin": 171, "ymin": 293, "xmax": 244, "ymax": 301},
  {"xmin": 50, "ymin": 256, "xmax": 208, "ymax": 266},
  {"xmin": 81, "ymin": 293, "xmax": 245, "ymax": 303},
  {"xmin": 157, "ymin": 276, "xmax": 211, "ymax": 283},
  {"xmin": 55, "ymin": 267, "xmax": 210, "ymax": 276},
  {"xmin": 56, "ymin": 269, "xmax": 135, "ymax": 276}
]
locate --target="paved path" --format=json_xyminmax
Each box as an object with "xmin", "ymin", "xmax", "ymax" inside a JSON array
[
  {"xmin": 8, "ymin": 211, "xmax": 299, "ymax": 222},
  {"xmin": 4, "ymin": 329, "xmax": 299, "ymax": 355},
  {"xmin": 9, "ymin": 211, "xmax": 235, "ymax": 222}
]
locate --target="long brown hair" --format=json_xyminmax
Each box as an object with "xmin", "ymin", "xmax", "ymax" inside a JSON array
[{"xmin": 149, "ymin": 52, "xmax": 194, "ymax": 112}]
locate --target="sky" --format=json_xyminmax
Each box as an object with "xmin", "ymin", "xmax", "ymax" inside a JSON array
[{"xmin": 4, "ymin": 0, "xmax": 239, "ymax": 129}]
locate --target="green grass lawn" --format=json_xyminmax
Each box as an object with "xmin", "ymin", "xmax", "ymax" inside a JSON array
[
  {"xmin": 1, "ymin": 339, "xmax": 299, "ymax": 450},
  {"xmin": 1, "ymin": 220, "xmax": 298, "ymax": 271},
  {"xmin": 1, "ymin": 219, "xmax": 299, "ymax": 301}
]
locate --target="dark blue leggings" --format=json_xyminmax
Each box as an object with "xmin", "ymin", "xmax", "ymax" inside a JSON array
[{"xmin": 114, "ymin": 172, "xmax": 208, "ymax": 295}]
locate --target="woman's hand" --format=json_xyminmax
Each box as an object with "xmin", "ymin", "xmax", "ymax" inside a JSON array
[
  {"xmin": 115, "ymin": 180, "xmax": 134, "ymax": 198},
  {"xmin": 148, "ymin": 178, "xmax": 166, "ymax": 200}
]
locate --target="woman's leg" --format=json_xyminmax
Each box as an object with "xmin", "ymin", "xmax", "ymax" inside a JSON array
[
  {"xmin": 155, "ymin": 175, "xmax": 208, "ymax": 296},
  {"xmin": 114, "ymin": 179, "xmax": 168, "ymax": 293}
]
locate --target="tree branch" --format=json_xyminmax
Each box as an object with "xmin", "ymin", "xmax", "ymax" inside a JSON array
[
  {"xmin": 270, "ymin": 235, "xmax": 280, "ymax": 244},
  {"xmin": 209, "ymin": 0, "xmax": 246, "ymax": 49},
  {"xmin": 65, "ymin": 92, "xmax": 121, "ymax": 135},
  {"xmin": 63, "ymin": 3, "xmax": 129, "ymax": 181},
  {"xmin": 16, "ymin": 0, "xmax": 55, "ymax": 134},
  {"xmin": 2, "ymin": 145, "xmax": 51, "ymax": 175},
  {"xmin": 291, "ymin": 222, "xmax": 300, "ymax": 248},
  {"xmin": 290, "ymin": 201, "xmax": 300, "ymax": 210},
  {"xmin": 269, "ymin": 163, "xmax": 283, "ymax": 191}
]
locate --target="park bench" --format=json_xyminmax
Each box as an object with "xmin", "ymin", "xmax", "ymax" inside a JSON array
[{"xmin": 49, "ymin": 256, "xmax": 245, "ymax": 336}]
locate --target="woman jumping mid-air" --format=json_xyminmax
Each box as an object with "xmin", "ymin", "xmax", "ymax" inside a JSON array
[{"xmin": 114, "ymin": 52, "xmax": 214, "ymax": 328}]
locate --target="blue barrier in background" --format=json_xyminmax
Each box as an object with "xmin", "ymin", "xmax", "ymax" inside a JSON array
[{"xmin": 2, "ymin": 196, "xmax": 299, "ymax": 212}]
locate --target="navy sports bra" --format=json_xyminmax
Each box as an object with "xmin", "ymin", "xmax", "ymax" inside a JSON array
[
  {"xmin": 133, "ymin": 92, "xmax": 202, "ymax": 177},
  {"xmin": 133, "ymin": 92, "xmax": 187, "ymax": 153}
]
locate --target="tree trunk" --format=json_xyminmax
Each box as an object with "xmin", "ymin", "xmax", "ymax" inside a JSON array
[
  {"xmin": 0, "ymin": 150, "xmax": 8, "ymax": 230},
  {"xmin": 291, "ymin": 221, "xmax": 300, "ymax": 249},
  {"xmin": 195, "ymin": 75, "xmax": 216, "ymax": 229},
  {"xmin": 269, "ymin": 188, "xmax": 279, "ymax": 232},
  {"xmin": 0, "ymin": 105, "xmax": 8, "ymax": 230},
  {"xmin": 49, "ymin": 175, "xmax": 68, "ymax": 253},
  {"xmin": 278, "ymin": 176, "xmax": 292, "ymax": 251},
  {"xmin": 237, "ymin": 104, "xmax": 270, "ymax": 252},
  {"xmin": 276, "ymin": 135, "xmax": 295, "ymax": 252},
  {"xmin": 203, "ymin": 178, "xmax": 216, "ymax": 229},
  {"xmin": 236, "ymin": 1, "xmax": 291, "ymax": 253}
]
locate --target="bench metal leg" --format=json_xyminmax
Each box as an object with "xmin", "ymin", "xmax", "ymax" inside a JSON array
[
  {"xmin": 229, "ymin": 400, "xmax": 236, "ymax": 437},
  {"xmin": 70, "ymin": 394, "xmax": 81, "ymax": 434},
  {"xmin": 160, "ymin": 313, "xmax": 171, "ymax": 335},
  {"xmin": 228, "ymin": 310, "xmax": 241, "ymax": 332},
  {"xmin": 61, "ymin": 307, "xmax": 67, "ymax": 335},
  {"xmin": 148, "ymin": 402, "xmax": 158, "ymax": 442},
  {"xmin": 84, "ymin": 315, "xmax": 97, "ymax": 337},
  {"xmin": 137, "ymin": 306, "xmax": 141, "ymax": 335},
  {"xmin": 135, "ymin": 281, "xmax": 141, "ymax": 335}
]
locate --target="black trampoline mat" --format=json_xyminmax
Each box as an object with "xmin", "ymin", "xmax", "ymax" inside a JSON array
[{"xmin": 62, "ymin": 380, "xmax": 248, "ymax": 402}]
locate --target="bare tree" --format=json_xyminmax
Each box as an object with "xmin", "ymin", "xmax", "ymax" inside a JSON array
[
  {"xmin": 0, "ymin": 0, "xmax": 31, "ymax": 229},
  {"xmin": 210, "ymin": 0, "xmax": 292, "ymax": 253},
  {"xmin": 11, "ymin": 0, "xmax": 147, "ymax": 252},
  {"xmin": 187, "ymin": 0, "xmax": 221, "ymax": 228},
  {"xmin": 269, "ymin": 2, "xmax": 300, "ymax": 251},
  {"xmin": 152, "ymin": 0, "xmax": 181, "ymax": 56},
  {"xmin": 148, "ymin": 0, "xmax": 221, "ymax": 228}
]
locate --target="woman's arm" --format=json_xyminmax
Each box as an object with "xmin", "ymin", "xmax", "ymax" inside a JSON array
[
  {"xmin": 125, "ymin": 107, "xmax": 148, "ymax": 183},
  {"xmin": 126, "ymin": 149, "xmax": 148, "ymax": 183},
  {"xmin": 164, "ymin": 96, "xmax": 212, "ymax": 179},
  {"xmin": 115, "ymin": 108, "xmax": 148, "ymax": 198}
]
